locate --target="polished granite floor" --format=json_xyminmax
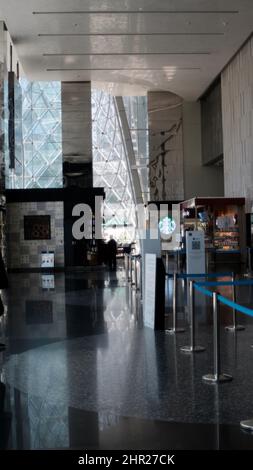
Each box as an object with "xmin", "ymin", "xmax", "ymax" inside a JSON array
[{"xmin": 1, "ymin": 263, "xmax": 253, "ymax": 449}]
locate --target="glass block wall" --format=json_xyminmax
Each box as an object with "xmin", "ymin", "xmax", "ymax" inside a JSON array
[
  {"xmin": 92, "ymin": 90, "xmax": 137, "ymax": 243},
  {"xmin": 4, "ymin": 80, "xmax": 149, "ymax": 245},
  {"xmin": 123, "ymin": 96, "xmax": 149, "ymax": 204},
  {"xmin": 5, "ymin": 79, "xmax": 63, "ymax": 189}
]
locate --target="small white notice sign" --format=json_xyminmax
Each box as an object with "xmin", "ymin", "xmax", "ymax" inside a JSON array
[
  {"xmin": 41, "ymin": 252, "xmax": 54, "ymax": 268},
  {"xmin": 144, "ymin": 254, "xmax": 157, "ymax": 329}
]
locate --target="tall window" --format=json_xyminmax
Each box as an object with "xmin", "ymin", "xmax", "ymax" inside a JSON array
[
  {"xmin": 92, "ymin": 90, "xmax": 136, "ymax": 243},
  {"xmin": 123, "ymin": 96, "xmax": 149, "ymax": 204},
  {"xmin": 5, "ymin": 80, "xmax": 63, "ymax": 189}
]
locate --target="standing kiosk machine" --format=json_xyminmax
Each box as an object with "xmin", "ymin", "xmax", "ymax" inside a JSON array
[{"xmin": 186, "ymin": 231, "xmax": 206, "ymax": 275}]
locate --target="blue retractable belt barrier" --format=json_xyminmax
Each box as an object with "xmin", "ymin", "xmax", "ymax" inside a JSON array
[
  {"xmin": 194, "ymin": 282, "xmax": 253, "ymax": 317},
  {"xmin": 178, "ymin": 272, "xmax": 233, "ymax": 279},
  {"xmin": 194, "ymin": 284, "xmax": 214, "ymax": 299},
  {"xmin": 196, "ymin": 279, "xmax": 253, "ymax": 287},
  {"xmin": 167, "ymin": 272, "xmax": 233, "ymax": 279},
  {"xmin": 217, "ymin": 294, "xmax": 253, "ymax": 318}
]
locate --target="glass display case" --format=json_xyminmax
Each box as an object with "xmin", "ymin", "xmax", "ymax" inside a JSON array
[
  {"xmin": 213, "ymin": 212, "xmax": 240, "ymax": 252},
  {"xmin": 180, "ymin": 197, "xmax": 246, "ymax": 263}
]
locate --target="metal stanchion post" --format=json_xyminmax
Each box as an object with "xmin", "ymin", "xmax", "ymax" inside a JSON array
[
  {"xmin": 244, "ymin": 247, "xmax": 252, "ymax": 278},
  {"xmin": 0, "ymin": 313, "xmax": 5, "ymax": 352},
  {"xmin": 165, "ymin": 251, "xmax": 169, "ymax": 276},
  {"xmin": 181, "ymin": 281, "xmax": 205, "ymax": 353},
  {"xmin": 125, "ymin": 254, "xmax": 128, "ymax": 280},
  {"xmin": 135, "ymin": 257, "xmax": 139, "ymax": 291},
  {"xmin": 166, "ymin": 272, "xmax": 185, "ymax": 334},
  {"xmin": 177, "ymin": 250, "xmax": 180, "ymax": 272},
  {"xmin": 134, "ymin": 257, "xmax": 138, "ymax": 289},
  {"xmin": 203, "ymin": 292, "xmax": 233, "ymax": 384},
  {"xmin": 139, "ymin": 257, "xmax": 143, "ymax": 300},
  {"xmin": 136, "ymin": 256, "xmax": 141, "ymax": 292},
  {"xmin": 126, "ymin": 255, "xmax": 130, "ymax": 282},
  {"xmin": 225, "ymin": 273, "xmax": 245, "ymax": 332},
  {"xmin": 130, "ymin": 256, "xmax": 134, "ymax": 286},
  {"xmin": 241, "ymin": 265, "xmax": 253, "ymax": 427},
  {"xmin": 240, "ymin": 418, "xmax": 253, "ymax": 432},
  {"xmin": 206, "ymin": 250, "xmax": 209, "ymax": 274}
]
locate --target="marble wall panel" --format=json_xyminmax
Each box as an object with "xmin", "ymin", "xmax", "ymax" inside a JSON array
[
  {"xmin": 148, "ymin": 91, "xmax": 184, "ymax": 201},
  {"xmin": 221, "ymin": 36, "xmax": 253, "ymax": 212},
  {"xmin": 7, "ymin": 201, "xmax": 64, "ymax": 269}
]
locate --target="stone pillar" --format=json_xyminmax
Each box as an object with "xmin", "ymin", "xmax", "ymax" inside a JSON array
[
  {"xmin": 61, "ymin": 81, "xmax": 93, "ymax": 188},
  {"xmin": 148, "ymin": 91, "xmax": 184, "ymax": 201}
]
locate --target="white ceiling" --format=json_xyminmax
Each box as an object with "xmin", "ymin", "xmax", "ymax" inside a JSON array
[{"xmin": 0, "ymin": 0, "xmax": 253, "ymax": 99}]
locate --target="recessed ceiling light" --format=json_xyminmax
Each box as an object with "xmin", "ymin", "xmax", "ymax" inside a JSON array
[{"xmin": 64, "ymin": 56, "xmax": 75, "ymax": 65}]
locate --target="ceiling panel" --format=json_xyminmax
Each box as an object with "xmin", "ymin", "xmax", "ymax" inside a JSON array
[
  {"xmin": 34, "ymin": 12, "xmax": 235, "ymax": 35},
  {"xmin": 0, "ymin": 0, "xmax": 252, "ymax": 99}
]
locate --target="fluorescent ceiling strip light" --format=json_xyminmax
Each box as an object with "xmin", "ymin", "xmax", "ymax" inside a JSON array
[
  {"xmin": 43, "ymin": 52, "xmax": 210, "ymax": 56},
  {"xmin": 46, "ymin": 67, "xmax": 201, "ymax": 71},
  {"xmin": 33, "ymin": 11, "xmax": 239, "ymax": 15},
  {"xmin": 38, "ymin": 33, "xmax": 225, "ymax": 37}
]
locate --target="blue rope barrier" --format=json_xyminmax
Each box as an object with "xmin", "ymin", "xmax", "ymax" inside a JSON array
[
  {"xmin": 177, "ymin": 272, "xmax": 233, "ymax": 279},
  {"xmin": 194, "ymin": 284, "xmax": 215, "ymax": 299},
  {"xmin": 194, "ymin": 283, "xmax": 253, "ymax": 317},
  {"xmin": 196, "ymin": 279, "xmax": 253, "ymax": 287},
  {"xmin": 217, "ymin": 294, "xmax": 253, "ymax": 317},
  {"xmin": 166, "ymin": 272, "xmax": 233, "ymax": 279}
]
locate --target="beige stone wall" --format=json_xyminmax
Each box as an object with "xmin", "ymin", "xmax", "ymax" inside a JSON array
[
  {"xmin": 7, "ymin": 201, "xmax": 64, "ymax": 269},
  {"xmin": 148, "ymin": 91, "xmax": 224, "ymax": 202},
  {"xmin": 183, "ymin": 101, "xmax": 224, "ymax": 199},
  {"xmin": 221, "ymin": 36, "xmax": 253, "ymax": 212}
]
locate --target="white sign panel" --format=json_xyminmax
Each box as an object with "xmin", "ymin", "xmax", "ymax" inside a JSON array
[
  {"xmin": 41, "ymin": 275, "xmax": 55, "ymax": 290},
  {"xmin": 141, "ymin": 230, "xmax": 161, "ymax": 300},
  {"xmin": 41, "ymin": 252, "xmax": 55, "ymax": 268},
  {"xmin": 144, "ymin": 254, "xmax": 157, "ymax": 329},
  {"xmin": 141, "ymin": 231, "xmax": 161, "ymax": 259},
  {"xmin": 186, "ymin": 231, "xmax": 206, "ymax": 275}
]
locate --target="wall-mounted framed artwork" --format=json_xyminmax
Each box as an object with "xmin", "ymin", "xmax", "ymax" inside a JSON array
[{"xmin": 24, "ymin": 215, "xmax": 51, "ymax": 240}]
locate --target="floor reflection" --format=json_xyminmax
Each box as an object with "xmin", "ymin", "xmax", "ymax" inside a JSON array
[
  {"xmin": 1, "ymin": 269, "xmax": 253, "ymax": 449},
  {"xmin": 3, "ymin": 391, "xmax": 253, "ymax": 450}
]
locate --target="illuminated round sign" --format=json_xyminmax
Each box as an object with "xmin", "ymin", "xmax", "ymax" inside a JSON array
[{"xmin": 159, "ymin": 217, "xmax": 176, "ymax": 236}]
